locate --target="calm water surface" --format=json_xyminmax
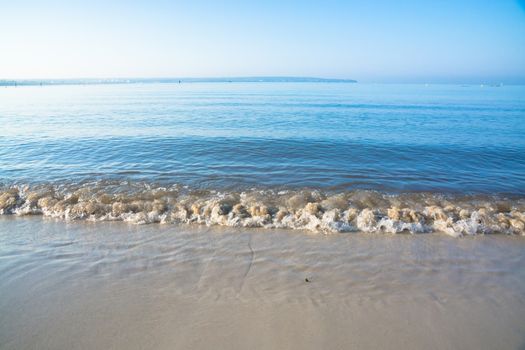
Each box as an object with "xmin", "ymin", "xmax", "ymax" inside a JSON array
[{"xmin": 1, "ymin": 82, "xmax": 524, "ymax": 194}]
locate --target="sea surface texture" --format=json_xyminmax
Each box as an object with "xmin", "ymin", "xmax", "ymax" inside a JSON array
[{"xmin": 1, "ymin": 83, "xmax": 524, "ymax": 235}]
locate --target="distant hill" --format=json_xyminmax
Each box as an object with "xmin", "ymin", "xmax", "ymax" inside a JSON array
[{"xmin": 0, "ymin": 76, "xmax": 357, "ymax": 86}]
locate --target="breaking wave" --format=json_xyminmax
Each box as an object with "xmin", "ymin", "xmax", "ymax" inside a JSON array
[{"xmin": 1, "ymin": 182, "xmax": 524, "ymax": 237}]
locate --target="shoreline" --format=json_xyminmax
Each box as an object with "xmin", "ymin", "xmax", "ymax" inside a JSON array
[{"xmin": 1, "ymin": 185, "xmax": 524, "ymax": 237}]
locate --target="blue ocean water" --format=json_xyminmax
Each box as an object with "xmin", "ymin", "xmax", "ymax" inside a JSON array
[{"xmin": 1, "ymin": 82, "xmax": 524, "ymax": 194}]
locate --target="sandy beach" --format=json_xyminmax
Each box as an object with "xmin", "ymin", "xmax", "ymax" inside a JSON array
[{"xmin": 1, "ymin": 216, "xmax": 524, "ymax": 349}]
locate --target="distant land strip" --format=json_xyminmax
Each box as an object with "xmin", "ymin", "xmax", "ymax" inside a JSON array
[{"xmin": 0, "ymin": 77, "xmax": 357, "ymax": 86}]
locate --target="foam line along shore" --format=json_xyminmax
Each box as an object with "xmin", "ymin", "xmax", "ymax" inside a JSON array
[{"xmin": 1, "ymin": 183, "xmax": 524, "ymax": 237}]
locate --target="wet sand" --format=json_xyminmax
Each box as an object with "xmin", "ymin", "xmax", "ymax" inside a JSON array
[{"xmin": 1, "ymin": 216, "xmax": 524, "ymax": 349}]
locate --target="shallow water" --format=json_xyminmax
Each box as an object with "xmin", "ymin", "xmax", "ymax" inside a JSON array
[
  {"xmin": 1, "ymin": 83, "xmax": 524, "ymax": 235},
  {"xmin": 1, "ymin": 216, "xmax": 524, "ymax": 301},
  {"xmin": 1, "ymin": 217, "xmax": 524, "ymax": 349}
]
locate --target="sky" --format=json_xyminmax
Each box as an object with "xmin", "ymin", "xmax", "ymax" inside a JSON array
[{"xmin": 1, "ymin": 0, "xmax": 524, "ymax": 83}]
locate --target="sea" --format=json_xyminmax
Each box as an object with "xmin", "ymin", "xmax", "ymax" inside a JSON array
[{"xmin": 0, "ymin": 82, "xmax": 524, "ymax": 235}]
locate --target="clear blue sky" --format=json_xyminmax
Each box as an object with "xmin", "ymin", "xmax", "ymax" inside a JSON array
[{"xmin": 1, "ymin": 0, "xmax": 524, "ymax": 83}]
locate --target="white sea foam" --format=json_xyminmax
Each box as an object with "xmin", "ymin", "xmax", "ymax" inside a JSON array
[{"xmin": 1, "ymin": 183, "xmax": 524, "ymax": 236}]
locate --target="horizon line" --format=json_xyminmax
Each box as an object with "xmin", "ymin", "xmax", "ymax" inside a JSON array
[
  {"xmin": 0, "ymin": 76, "xmax": 357, "ymax": 86},
  {"xmin": 1, "ymin": 75, "xmax": 524, "ymax": 86}
]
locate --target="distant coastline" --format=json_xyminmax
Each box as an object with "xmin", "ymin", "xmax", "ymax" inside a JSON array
[{"xmin": 0, "ymin": 76, "xmax": 357, "ymax": 87}]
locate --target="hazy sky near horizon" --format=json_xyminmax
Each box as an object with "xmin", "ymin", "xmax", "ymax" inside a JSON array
[{"xmin": 1, "ymin": 0, "xmax": 525, "ymax": 83}]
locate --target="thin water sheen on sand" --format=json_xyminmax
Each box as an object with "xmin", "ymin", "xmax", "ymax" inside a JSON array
[{"xmin": 1, "ymin": 217, "xmax": 524, "ymax": 349}]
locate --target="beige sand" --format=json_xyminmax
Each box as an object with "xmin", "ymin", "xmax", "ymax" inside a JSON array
[{"xmin": 1, "ymin": 216, "xmax": 524, "ymax": 349}]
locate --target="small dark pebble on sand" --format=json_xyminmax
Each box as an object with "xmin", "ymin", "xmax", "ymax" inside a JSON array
[{"xmin": 305, "ymin": 278, "xmax": 310, "ymax": 282}]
